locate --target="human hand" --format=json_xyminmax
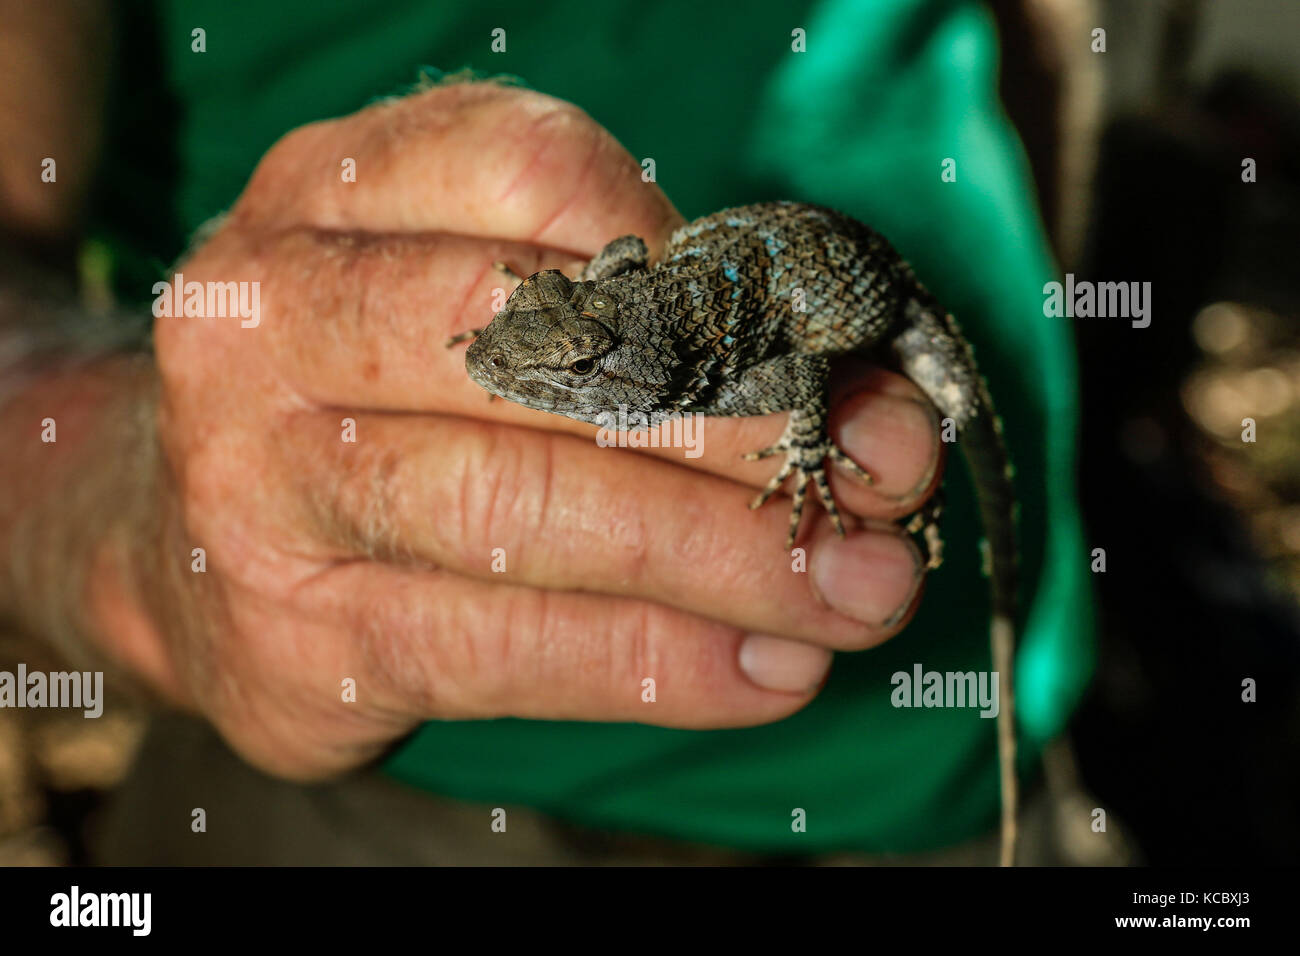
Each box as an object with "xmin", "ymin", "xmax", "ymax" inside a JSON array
[{"xmin": 91, "ymin": 83, "xmax": 944, "ymax": 778}]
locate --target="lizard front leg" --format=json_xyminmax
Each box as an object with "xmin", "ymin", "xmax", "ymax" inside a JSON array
[
  {"xmin": 903, "ymin": 487, "xmax": 945, "ymax": 570},
  {"xmin": 446, "ymin": 262, "xmax": 525, "ymax": 346},
  {"xmin": 698, "ymin": 354, "xmax": 873, "ymax": 549},
  {"xmin": 578, "ymin": 235, "xmax": 648, "ymax": 280}
]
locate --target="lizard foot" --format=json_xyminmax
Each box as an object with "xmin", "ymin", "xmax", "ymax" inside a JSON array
[
  {"xmin": 745, "ymin": 436, "xmax": 875, "ymax": 550},
  {"xmin": 445, "ymin": 328, "xmax": 497, "ymax": 402},
  {"xmin": 444, "ymin": 257, "xmax": 524, "ymax": 347},
  {"xmin": 493, "ymin": 260, "xmax": 525, "ymax": 283},
  {"xmin": 445, "ymin": 327, "xmax": 484, "ymax": 347},
  {"xmin": 902, "ymin": 489, "xmax": 945, "ymax": 570}
]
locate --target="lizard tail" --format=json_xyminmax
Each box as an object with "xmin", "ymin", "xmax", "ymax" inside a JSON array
[
  {"xmin": 891, "ymin": 298, "xmax": 1019, "ymax": 867},
  {"xmin": 963, "ymin": 398, "xmax": 1019, "ymax": 868},
  {"xmin": 993, "ymin": 613, "xmax": 1017, "ymax": 866}
]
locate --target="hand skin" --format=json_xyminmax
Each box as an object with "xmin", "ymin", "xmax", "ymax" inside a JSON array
[{"xmin": 2, "ymin": 81, "xmax": 945, "ymax": 780}]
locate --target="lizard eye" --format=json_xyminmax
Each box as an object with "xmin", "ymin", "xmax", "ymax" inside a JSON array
[
  {"xmin": 591, "ymin": 297, "xmax": 609, "ymax": 310},
  {"xmin": 568, "ymin": 358, "xmax": 595, "ymax": 375}
]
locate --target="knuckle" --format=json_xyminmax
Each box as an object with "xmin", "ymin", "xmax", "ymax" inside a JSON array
[
  {"xmin": 174, "ymin": 437, "xmax": 238, "ymax": 539},
  {"xmin": 171, "ymin": 432, "xmax": 294, "ymax": 597},
  {"xmin": 356, "ymin": 594, "xmax": 446, "ymax": 716},
  {"xmin": 524, "ymin": 98, "xmax": 601, "ymax": 144},
  {"xmin": 360, "ymin": 581, "xmax": 520, "ymax": 719},
  {"xmin": 611, "ymin": 602, "xmax": 658, "ymax": 694},
  {"xmin": 450, "ymin": 430, "xmax": 656, "ymax": 589},
  {"xmin": 447, "ymin": 429, "xmax": 539, "ymax": 565},
  {"xmin": 326, "ymin": 436, "xmax": 407, "ymax": 560},
  {"xmin": 592, "ymin": 495, "xmax": 654, "ymax": 586},
  {"xmin": 526, "ymin": 592, "xmax": 634, "ymax": 711},
  {"xmin": 236, "ymin": 120, "xmax": 332, "ymax": 214}
]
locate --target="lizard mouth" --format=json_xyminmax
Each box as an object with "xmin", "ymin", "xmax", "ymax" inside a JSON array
[
  {"xmin": 464, "ymin": 335, "xmax": 507, "ymax": 388},
  {"xmin": 464, "ymin": 354, "xmax": 619, "ymax": 424},
  {"xmin": 464, "ymin": 348, "xmax": 561, "ymax": 407}
]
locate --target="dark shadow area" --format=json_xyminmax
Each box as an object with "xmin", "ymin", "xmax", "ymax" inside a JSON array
[{"xmin": 1071, "ymin": 68, "xmax": 1300, "ymax": 864}]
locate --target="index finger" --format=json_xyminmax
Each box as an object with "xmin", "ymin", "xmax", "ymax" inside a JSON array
[{"xmin": 234, "ymin": 81, "xmax": 680, "ymax": 257}]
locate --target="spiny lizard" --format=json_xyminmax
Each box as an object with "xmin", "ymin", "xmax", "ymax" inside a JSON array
[{"xmin": 452, "ymin": 202, "xmax": 1019, "ymax": 865}]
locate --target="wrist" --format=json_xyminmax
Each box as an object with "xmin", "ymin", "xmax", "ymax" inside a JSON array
[
  {"xmin": 84, "ymin": 527, "xmax": 186, "ymax": 705},
  {"xmin": 0, "ymin": 354, "xmax": 164, "ymax": 683}
]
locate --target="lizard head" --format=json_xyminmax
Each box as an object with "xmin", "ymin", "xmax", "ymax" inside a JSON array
[{"xmin": 465, "ymin": 269, "xmax": 673, "ymax": 424}]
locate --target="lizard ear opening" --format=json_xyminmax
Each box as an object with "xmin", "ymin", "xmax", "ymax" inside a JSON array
[{"xmin": 582, "ymin": 292, "xmax": 617, "ymax": 318}]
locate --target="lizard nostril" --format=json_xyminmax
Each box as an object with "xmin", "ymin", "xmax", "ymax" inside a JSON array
[{"xmin": 489, "ymin": 354, "xmax": 505, "ymax": 369}]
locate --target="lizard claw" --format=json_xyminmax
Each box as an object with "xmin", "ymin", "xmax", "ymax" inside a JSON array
[
  {"xmin": 829, "ymin": 445, "xmax": 874, "ymax": 485},
  {"xmin": 493, "ymin": 261, "xmax": 524, "ymax": 283},
  {"xmin": 742, "ymin": 444, "xmax": 782, "ymax": 462},
  {"xmin": 903, "ymin": 490, "xmax": 946, "ymax": 570},
  {"xmin": 749, "ymin": 458, "xmax": 795, "ymax": 510},
  {"xmin": 446, "ymin": 328, "xmax": 484, "ymax": 347},
  {"xmin": 445, "ymin": 329, "xmax": 496, "ymax": 401},
  {"xmin": 746, "ymin": 435, "xmax": 866, "ymax": 548}
]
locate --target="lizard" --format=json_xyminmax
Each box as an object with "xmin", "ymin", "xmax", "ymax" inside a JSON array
[{"xmin": 449, "ymin": 201, "xmax": 1020, "ymax": 866}]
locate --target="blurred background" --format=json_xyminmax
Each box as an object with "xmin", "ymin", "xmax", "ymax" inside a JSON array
[
  {"xmin": 1063, "ymin": 0, "xmax": 1300, "ymax": 866},
  {"xmin": 1, "ymin": 0, "xmax": 1298, "ymax": 865}
]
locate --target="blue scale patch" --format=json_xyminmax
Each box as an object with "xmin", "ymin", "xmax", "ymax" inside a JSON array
[{"xmin": 679, "ymin": 221, "xmax": 719, "ymax": 239}]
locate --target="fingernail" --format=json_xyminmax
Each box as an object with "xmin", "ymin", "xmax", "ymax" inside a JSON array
[
  {"xmin": 810, "ymin": 532, "xmax": 922, "ymax": 627},
  {"xmin": 838, "ymin": 393, "xmax": 939, "ymax": 499},
  {"xmin": 738, "ymin": 634, "xmax": 833, "ymax": 693}
]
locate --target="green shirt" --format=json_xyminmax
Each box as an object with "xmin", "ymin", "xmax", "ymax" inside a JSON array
[{"xmin": 93, "ymin": 0, "xmax": 1093, "ymax": 853}]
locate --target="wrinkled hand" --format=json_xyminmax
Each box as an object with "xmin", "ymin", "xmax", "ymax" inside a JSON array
[{"xmin": 91, "ymin": 83, "xmax": 944, "ymax": 779}]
